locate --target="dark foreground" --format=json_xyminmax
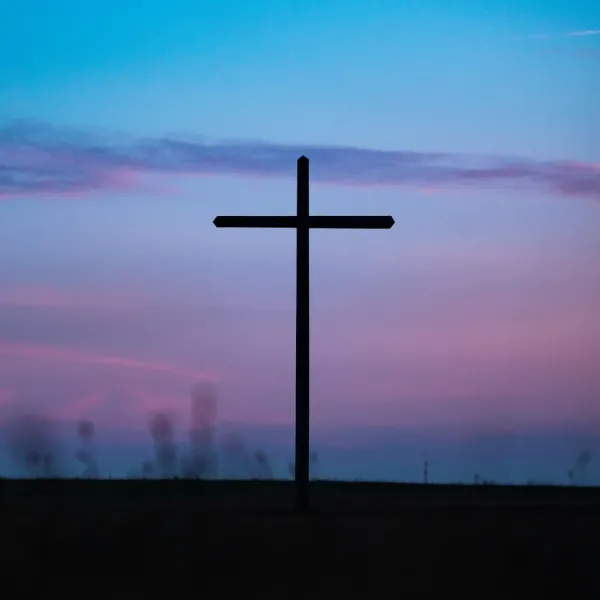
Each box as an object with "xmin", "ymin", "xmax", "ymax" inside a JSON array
[{"xmin": 2, "ymin": 479, "xmax": 600, "ymax": 594}]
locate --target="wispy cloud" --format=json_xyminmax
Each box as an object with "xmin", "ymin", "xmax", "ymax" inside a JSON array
[
  {"xmin": 564, "ymin": 29, "xmax": 600, "ymax": 37},
  {"xmin": 1, "ymin": 120, "xmax": 599, "ymax": 201},
  {"xmin": 0, "ymin": 287, "xmax": 146, "ymax": 310},
  {"xmin": 0, "ymin": 340, "xmax": 219, "ymax": 382},
  {"xmin": 520, "ymin": 29, "xmax": 600, "ymax": 40}
]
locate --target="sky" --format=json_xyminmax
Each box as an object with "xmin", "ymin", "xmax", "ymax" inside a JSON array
[{"xmin": 0, "ymin": 0, "xmax": 599, "ymax": 483}]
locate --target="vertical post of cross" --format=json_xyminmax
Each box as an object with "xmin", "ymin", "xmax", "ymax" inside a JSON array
[
  {"xmin": 212, "ymin": 155, "xmax": 394, "ymax": 512},
  {"xmin": 295, "ymin": 156, "xmax": 310, "ymax": 512}
]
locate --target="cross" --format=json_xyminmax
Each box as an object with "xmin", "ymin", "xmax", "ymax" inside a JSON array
[{"xmin": 213, "ymin": 156, "xmax": 394, "ymax": 511}]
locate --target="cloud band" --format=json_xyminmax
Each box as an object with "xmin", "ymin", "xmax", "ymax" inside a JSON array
[{"xmin": 0, "ymin": 120, "xmax": 598, "ymax": 201}]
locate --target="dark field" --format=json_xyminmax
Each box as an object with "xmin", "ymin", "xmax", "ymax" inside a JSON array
[{"xmin": 2, "ymin": 479, "xmax": 600, "ymax": 594}]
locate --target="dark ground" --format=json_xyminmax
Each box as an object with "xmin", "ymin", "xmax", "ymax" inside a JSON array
[{"xmin": 2, "ymin": 479, "xmax": 599, "ymax": 594}]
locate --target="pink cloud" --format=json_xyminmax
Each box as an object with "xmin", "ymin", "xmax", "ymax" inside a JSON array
[
  {"xmin": 0, "ymin": 340, "xmax": 219, "ymax": 382},
  {"xmin": 1, "ymin": 120, "xmax": 599, "ymax": 201}
]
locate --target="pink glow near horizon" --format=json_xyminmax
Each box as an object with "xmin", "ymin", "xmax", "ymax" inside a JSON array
[{"xmin": 0, "ymin": 268, "xmax": 598, "ymax": 438}]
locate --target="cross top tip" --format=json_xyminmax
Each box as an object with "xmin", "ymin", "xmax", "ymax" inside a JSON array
[{"xmin": 298, "ymin": 155, "xmax": 309, "ymax": 163}]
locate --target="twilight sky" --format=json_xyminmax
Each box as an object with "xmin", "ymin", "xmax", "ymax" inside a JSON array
[{"xmin": 1, "ymin": 0, "xmax": 599, "ymax": 483}]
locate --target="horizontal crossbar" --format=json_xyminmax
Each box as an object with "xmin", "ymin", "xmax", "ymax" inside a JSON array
[{"xmin": 213, "ymin": 215, "xmax": 395, "ymax": 229}]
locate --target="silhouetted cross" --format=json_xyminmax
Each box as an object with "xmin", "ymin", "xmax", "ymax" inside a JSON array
[{"xmin": 213, "ymin": 156, "xmax": 394, "ymax": 511}]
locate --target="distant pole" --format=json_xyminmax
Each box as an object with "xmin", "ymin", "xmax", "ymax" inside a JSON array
[
  {"xmin": 213, "ymin": 156, "xmax": 395, "ymax": 512},
  {"xmin": 424, "ymin": 460, "xmax": 428, "ymax": 485}
]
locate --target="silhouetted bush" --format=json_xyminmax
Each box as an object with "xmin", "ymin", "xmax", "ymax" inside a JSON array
[{"xmin": 7, "ymin": 412, "xmax": 62, "ymax": 477}]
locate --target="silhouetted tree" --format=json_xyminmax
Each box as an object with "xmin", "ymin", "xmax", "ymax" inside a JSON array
[
  {"xmin": 75, "ymin": 419, "xmax": 98, "ymax": 478},
  {"xmin": 8, "ymin": 413, "xmax": 61, "ymax": 477},
  {"xmin": 187, "ymin": 383, "xmax": 218, "ymax": 478},
  {"xmin": 142, "ymin": 460, "xmax": 154, "ymax": 478},
  {"xmin": 254, "ymin": 450, "xmax": 273, "ymax": 479},
  {"xmin": 569, "ymin": 449, "xmax": 593, "ymax": 485},
  {"xmin": 149, "ymin": 412, "xmax": 178, "ymax": 478}
]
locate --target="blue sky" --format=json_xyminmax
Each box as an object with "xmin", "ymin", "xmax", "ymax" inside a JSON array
[
  {"xmin": 0, "ymin": 0, "xmax": 599, "ymax": 483},
  {"xmin": 3, "ymin": 0, "xmax": 599, "ymax": 155}
]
